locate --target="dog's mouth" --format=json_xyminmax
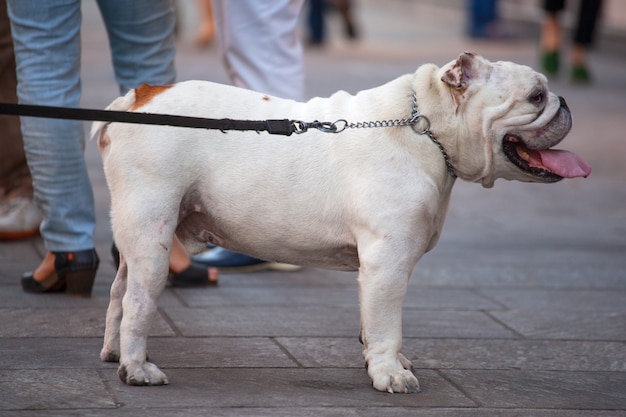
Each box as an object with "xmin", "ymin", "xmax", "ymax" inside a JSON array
[{"xmin": 502, "ymin": 135, "xmax": 591, "ymax": 182}]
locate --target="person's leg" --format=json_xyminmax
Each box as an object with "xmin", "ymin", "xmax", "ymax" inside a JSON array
[
  {"xmin": 307, "ymin": 0, "xmax": 326, "ymax": 45},
  {"xmin": 195, "ymin": 0, "xmax": 215, "ymax": 47},
  {"xmin": 0, "ymin": 0, "xmax": 40, "ymax": 239},
  {"xmin": 7, "ymin": 0, "xmax": 98, "ymax": 294},
  {"xmin": 212, "ymin": 0, "xmax": 306, "ymax": 101},
  {"xmin": 571, "ymin": 0, "xmax": 603, "ymax": 82},
  {"xmin": 573, "ymin": 0, "xmax": 603, "ymax": 47},
  {"xmin": 96, "ymin": 0, "xmax": 177, "ymax": 94},
  {"xmin": 540, "ymin": 0, "xmax": 566, "ymax": 75},
  {"xmin": 99, "ymin": 0, "xmax": 215, "ymax": 285},
  {"xmin": 7, "ymin": 0, "xmax": 94, "ymax": 251}
]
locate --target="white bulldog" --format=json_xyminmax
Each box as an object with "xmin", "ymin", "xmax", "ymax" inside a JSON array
[{"xmin": 93, "ymin": 52, "xmax": 591, "ymax": 393}]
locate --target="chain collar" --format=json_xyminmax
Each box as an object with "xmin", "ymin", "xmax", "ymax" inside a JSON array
[
  {"xmin": 292, "ymin": 92, "xmax": 457, "ymax": 178},
  {"xmin": 407, "ymin": 93, "xmax": 457, "ymax": 178}
]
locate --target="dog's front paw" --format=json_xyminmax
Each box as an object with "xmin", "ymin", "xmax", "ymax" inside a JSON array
[
  {"xmin": 118, "ymin": 361, "xmax": 169, "ymax": 386},
  {"xmin": 368, "ymin": 357, "xmax": 420, "ymax": 393}
]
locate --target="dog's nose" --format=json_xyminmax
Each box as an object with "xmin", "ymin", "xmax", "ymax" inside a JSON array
[{"xmin": 559, "ymin": 96, "xmax": 568, "ymax": 109}]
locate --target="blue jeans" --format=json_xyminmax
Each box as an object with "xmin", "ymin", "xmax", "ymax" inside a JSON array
[{"xmin": 7, "ymin": 0, "xmax": 176, "ymax": 252}]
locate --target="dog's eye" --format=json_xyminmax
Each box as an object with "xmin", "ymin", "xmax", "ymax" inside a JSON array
[{"xmin": 529, "ymin": 91, "xmax": 544, "ymax": 105}]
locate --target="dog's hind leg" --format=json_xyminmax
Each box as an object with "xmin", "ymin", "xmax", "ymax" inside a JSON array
[
  {"xmin": 111, "ymin": 191, "xmax": 178, "ymax": 386},
  {"xmin": 100, "ymin": 256, "xmax": 127, "ymax": 363},
  {"xmin": 118, "ymin": 228, "xmax": 172, "ymax": 385}
]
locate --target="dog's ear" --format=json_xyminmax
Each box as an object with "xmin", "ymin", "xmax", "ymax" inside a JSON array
[
  {"xmin": 442, "ymin": 52, "xmax": 486, "ymax": 90},
  {"xmin": 441, "ymin": 52, "xmax": 490, "ymax": 107}
]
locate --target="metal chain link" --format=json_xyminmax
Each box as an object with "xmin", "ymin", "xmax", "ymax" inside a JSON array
[{"xmin": 292, "ymin": 92, "xmax": 457, "ymax": 178}]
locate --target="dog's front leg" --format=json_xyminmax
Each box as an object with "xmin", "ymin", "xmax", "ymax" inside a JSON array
[
  {"xmin": 117, "ymin": 254, "xmax": 170, "ymax": 386},
  {"xmin": 358, "ymin": 243, "xmax": 420, "ymax": 394}
]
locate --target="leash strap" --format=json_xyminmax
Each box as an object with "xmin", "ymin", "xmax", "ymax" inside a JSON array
[
  {"xmin": 0, "ymin": 99, "xmax": 458, "ymax": 177},
  {"xmin": 0, "ymin": 102, "xmax": 295, "ymax": 136}
]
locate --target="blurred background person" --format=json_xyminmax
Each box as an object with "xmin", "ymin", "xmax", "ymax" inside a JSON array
[
  {"xmin": 192, "ymin": 0, "xmax": 306, "ymax": 272},
  {"xmin": 540, "ymin": 0, "xmax": 604, "ymax": 83},
  {"xmin": 466, "ymin": 0, "xmax": 513, "ymax": 39},
  {"xmin": 0, "ymin": 0, "xmax": 41, "ymax": 241},
  {"xmin": 7, "ymin": 0, "xmax": 215, "ymax": 295},
  {"xmin": 307, "ymin": 0, "xmax": 359, "ymax": 46}
]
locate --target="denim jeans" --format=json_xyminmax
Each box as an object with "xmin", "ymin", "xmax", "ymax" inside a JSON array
[{"xmin": 7, "ymin": 0, "xmax": 176, "ymax": 252}]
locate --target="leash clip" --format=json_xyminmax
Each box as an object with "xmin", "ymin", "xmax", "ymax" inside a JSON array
[{"xmin": 292, "ymin": 119, "xmax": 347, "ymax": 134}]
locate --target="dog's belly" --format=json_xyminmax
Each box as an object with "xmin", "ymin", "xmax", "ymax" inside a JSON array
[
  {"xmin": 176, "ymin": 202, "xmax": 360, "ymax": 270},
  {"xmin": 250, "ymin": 243, "xmax": 360, "ymax": 271},
  {"xmin": 181, "ymin": 215, "xmax": 359, "ymax": 270}
]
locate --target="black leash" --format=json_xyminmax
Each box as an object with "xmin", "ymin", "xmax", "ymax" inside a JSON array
[
  {"xmin": 0, "ymin": 99, "xmax": 457, "ymax": 177},
  {"xmin": 0, "ymin": 102, "xmax": 297, "ymax": 136}
]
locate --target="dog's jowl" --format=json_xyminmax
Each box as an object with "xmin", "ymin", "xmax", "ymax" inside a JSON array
[{"xmin": 92, "ymin": 52, "xmax": 590, "ymax": 393}]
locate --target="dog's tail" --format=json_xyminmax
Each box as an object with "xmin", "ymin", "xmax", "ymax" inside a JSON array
[{"xmin": 89, "ymin": 89, "xmax": 137, "ymax": 141}]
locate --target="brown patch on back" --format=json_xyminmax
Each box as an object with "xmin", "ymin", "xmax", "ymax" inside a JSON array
[
  {"xmin": 262, "ymin": 95, "xmax": 270, "ymax": 101},
  {"xmin": 131, "ymin": 84, "xmax": 173, "ymax": 111}
]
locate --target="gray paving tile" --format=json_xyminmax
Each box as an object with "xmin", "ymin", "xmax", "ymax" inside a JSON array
[
  {"xmin": 0, "ymin": 284, "xmax": 187, "ymax": 309},
  {"xmin": 404, "ymin": 288, "xmax": 501, "ymax": 310},
  {"xmin": 0, "ymin": 407, "xmax": 362, "ymax": 417},
  {"xmin": 144, "ymin": 337, "xmax": 298, "ymax": 368},
  {"xmin": 275, "ymin": 338, "xmax": 626, "ymax": 372},
  {"xmin": 163, "ymin": 306, "xmax": 515, "ymax": 339},
  {"xmin": 103, "ymin": 368, "xmax": 474, "ymax": 408},
  {"xmin": 0, "ymin": 286, "xmax": 112, "ymax": 308},
  {"xmin": 440, "ymin": 369, "xmax": 626, "ymax": 410},
  {"xmin": 176, "ymin": 286, "xmax": 500, "ymax": 310},
  {"xmin": 0, "ymin": 336, "xmax": 298, "ymax": 370},
  {"xmin": 412, "ymin": 262, "xmax": 626, "ymax": 290},
  {"xmin": 0, "ymin": 308, "xmax": 175, "ymax": 338},
  {"xmin": 490, "ymin": 310, "xmax": 626, "ymax": 341},
  {"xmin": 480, "ymin": 289, "xmax": 626, "ymax": 312},
  {"xmin": 0, "ymin": 369, "xmax": 115, "ymax": 410},
  {"xmin": 409, "ymin": 339, "xmax": 626, "ymax": 372},
  {"xmin": 0, "ymin": 338, "xmax": 107, "ymax": 369},
  {"xmin": 176, "ymin": 285, "xmax": 360, "ymax": 307},
  {"xmin": 1, "ymin": 406, "xmax": 624, "ymax": 417},
  {"xmin": 359, "ymin": 408, "xmax": 626, "ymax": 417},
  {"xmin": 275, "ymin": 337, "xmax": 364, "ymax": 368},
  {"xmin": 401, "ymin": 310, "xmax": 517, "ymax": 338},
  {"xmin": 164, "ymin": 305, "xmax": 360, "ymax": 337}
]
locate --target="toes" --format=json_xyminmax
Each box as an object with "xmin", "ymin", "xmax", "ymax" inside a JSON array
[
  {"xmin": 386, "ymin": 372, "xmax": 420, "ymax": 393},
  {"xmin": 118, "ymin": 362, "xmax": 169, "ymax": 386}
]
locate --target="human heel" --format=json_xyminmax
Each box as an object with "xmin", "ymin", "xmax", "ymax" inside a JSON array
[
  {"xmin": 57, "ymin": 249, "xmax": 100, "ymax": 297},
  {"xmin": 65, "ymin": 268, "xmax": 98, "ymax": 296}
]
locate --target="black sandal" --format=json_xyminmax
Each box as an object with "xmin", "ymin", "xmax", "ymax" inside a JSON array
[
  {"xmin": 169, "ymin": 262, "xmax": 218, "ymax": 287},
  {"xmin": 21, "ymin": 249, "xmax": 99, "ymax": 296},
  {"xmin": 111, "ymin": 243, "xmax": 218, "ymax": 287}
]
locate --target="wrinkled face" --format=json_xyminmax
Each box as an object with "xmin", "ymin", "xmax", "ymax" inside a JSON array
[
  {"xmin": 488, "ymin": 62, "xmax": 584, "ymax": 183},
  {"xmin": 440, "ymin": 53, "xmax": 591, "ymax": 187}
]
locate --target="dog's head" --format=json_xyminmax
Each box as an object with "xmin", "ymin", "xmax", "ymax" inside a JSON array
[{"xmin": 437, "ymin": 52, "xmax": 591, "ymax": 187}]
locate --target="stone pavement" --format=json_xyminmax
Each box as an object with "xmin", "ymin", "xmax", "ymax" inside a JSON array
[{"xmin": 1, "ymin": 1, "xmax": 625, "ymax": 416}]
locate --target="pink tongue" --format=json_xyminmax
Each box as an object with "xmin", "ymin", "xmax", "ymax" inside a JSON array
[{"xmin": 538, "ymin": 149, "xmax": 592, "ymax": 178}]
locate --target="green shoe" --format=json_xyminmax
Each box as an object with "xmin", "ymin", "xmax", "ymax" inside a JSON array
[
  {"xmin": 571, "ymin": 65, "xmax": 591, "ymax": 84},
  {"xmin": 541, "ymin": 51, "xmax": 560, "ymax": 75}
]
